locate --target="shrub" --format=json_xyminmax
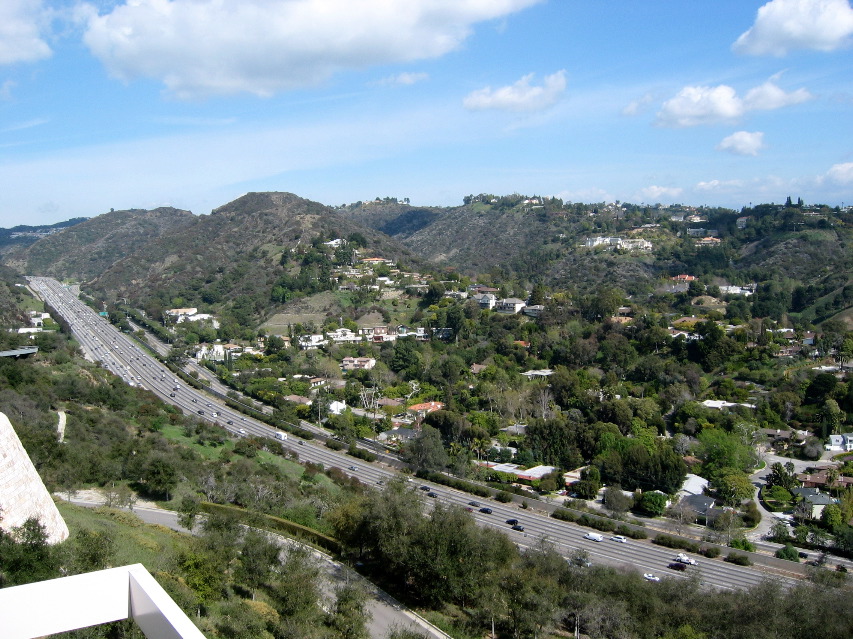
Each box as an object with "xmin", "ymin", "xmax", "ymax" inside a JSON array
[
  {"xmin": 653, "ymin": 534, "xmax": 701, "ymax": 554},
  {"xmin": 775, "ymin": 543, "xmax": 800, "ymax": 562},
  {"xmin": 347, "ymin": 446, "xmax": 377, "ymax": 462},
  {"xmin": 495, "ymin": 491, "xmax": 513, "ymax": 503},
  {"xmin": 702, "ymin": 546, "xmax": 721, "ymax": 559},
  {"xmin": 725, "ymin": 552, "xmax": 752, "ymax": 566},
  {"xmin": 552, "ymin": 509, "xmax": 577, "ymax": 523},
  {"xmin": 325, "ymin": 439, "xmax": 345, "ymax": 451},
  {"xmin": 729, "ymin": 538, "xmax": 756, "ymax": 552}
]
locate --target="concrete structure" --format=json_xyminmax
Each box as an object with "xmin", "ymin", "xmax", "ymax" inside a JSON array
[
  {"xmin": 0, "ymin": 411, "xmax": 68, "ymax": 544},
  {"xmin": 0, "ymin": 564, "xmax": 205, "ymax": 639}
]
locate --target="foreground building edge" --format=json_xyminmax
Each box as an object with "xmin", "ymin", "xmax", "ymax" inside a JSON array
[{"xmin": 0, "ymin": 563, "xmax": 206, "ymax": 639}]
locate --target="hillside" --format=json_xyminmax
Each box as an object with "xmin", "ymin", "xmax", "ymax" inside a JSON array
[
  {"xmin": 85, "ymin": 192, "xmax": 420, "ymax": 318},
  {"xmin": 0, "ymin": 218, "xmax": 88, "ymax": 256},
  {"xmin": 3, "ymin": 207, "xmax": 194, "ymax": 282}
]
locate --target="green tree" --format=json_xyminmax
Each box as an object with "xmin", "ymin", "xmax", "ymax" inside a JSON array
[
  {"xmin": 142, "ymin": 455, "xmax": 179, "ymax": 500},
  {"xmin": 821, "ymin": 503, "xmax": 844, "ymax": 530},
  {"xmin": 71, "ymin": 528, "xmax": 115, "ymax": 573},
  {"xmin": 326, "ymin": 582, "xmax": 372, "ymax": 639},
  {"xmin": 236, "ymin": 529, "xmax": 280, "ymax": 599},
  {"xmin": 715, "ymin": 470, "xmax": 755, "ymax": 506},
  {"xmin": 405, "ymin": 426, "xmax": 449, "ymax": 471},
  {"xmin": 638, "ymin": 491, "xmax": 668, "ymax": 516}
]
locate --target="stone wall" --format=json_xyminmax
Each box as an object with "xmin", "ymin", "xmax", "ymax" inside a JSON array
[{"xmin": 0, "ymin": 411, "xmax": 69, "ymax": 544}]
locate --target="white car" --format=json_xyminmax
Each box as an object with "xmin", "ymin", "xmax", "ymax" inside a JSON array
[
  {"xmin": 675, "ymin": 553, "xmax": 698, "ymax": 565},
  {"xmin": 643, "ymin": 573, "xmax": 660, "ymax": 582},
  {"xmin": 610, "ymin": 535, "xmax": 627, "ymax": 543},
  {"xmin": 584, "ymin": 532, "xmax": 604, "ymax": 542}
]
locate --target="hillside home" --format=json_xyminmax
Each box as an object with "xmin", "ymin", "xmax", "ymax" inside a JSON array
[
  {"xmin": 341, "ymin": 357, "xmax": 376, "ymax": 371},
  {"xmin": 407, "ymin": 401, "xmax": 444, "ymax": 420},
  {"xmin": 474, "ymin": 293, "xmax": 497, "ymax": 310},
  {"xmin": 327, "ymin": 328, "xmax": 361, "ymax": 344},
  {"xmin": 826, "ymin": 433, "xmax": 853, "ymax": 452},
  {"xmin": 298, "ymin": 334, "xmax": 327, "ymax": 350},
  {"xmin": 495, "ymin": 298, "xmax": 526, "ymax": 314}
]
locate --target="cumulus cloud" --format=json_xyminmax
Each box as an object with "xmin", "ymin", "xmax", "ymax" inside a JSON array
[
  {"xmin": 826, "ymin": 162, "xmax": 853, "ymax": 182},
  {"xmin": 378, "ymin": 72, "xmax": 429, "ymax": 86},
  {"xmin": 657, "ymin": 79, "xmax": 811, "ymax": 127},
  {"xmin": 463, "ymin": 70, "xmax": 567, "ymax": 112},
  {"xmin": 733, "ymin": 0, "xmax": 853, "ymax": 56},
  {"xmin": 0, "ymin": 0, "xmax": 52, "ymax": 65},
  {"xmin": 80, "ymin": 0, "xmax": 542, "ymax": 99},
  {"xmin": 639, "ymin": 185, "xmax": 683, "ymax": 201},
  {"xmin": 743, "ymin": 79, "xmax": 812, "ymax": 110},
  {"xmin": 657, "ymin": 85, "xmax": 743, "ymax": 127},
  {"xmin": 717, "ymin": 131, "xmax": 766, "ymax": 156}
]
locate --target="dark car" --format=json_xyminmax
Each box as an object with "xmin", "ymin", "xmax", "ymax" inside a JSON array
[
  {"xmin": 479, "ymin": 507, "xmax": 493, "ymax": 514},
  {"xmin": 169, "ymin": 393, "xmax": 176, "ymax": 397},
  {"xmin": 506, "ymin": 518, "xmax": 519, "ymax": 526},
  {"xmin": 668, "ymin": 562, "xmax": 687, "ymax": 571},
  {"xmin": 469, "ymin": 501, "xmax": 481, "ymax": 507},
  {"xmin": 512, "ymin": 524, "xmax": 525, "ymax": 532},
  {"xmin": 419, "ymin": 485, "xmax": 430, "ymax": 491},
  {"xmin": 226, "ymin": 420, "xmax": 233, "ymax": 425},
  {"xmin": 427, "ymin": 492, "xmax": 438, "ymax": 498},
  {"xmin": 197, "ymin": 410, "xmax": 204, "ymax": 415}
]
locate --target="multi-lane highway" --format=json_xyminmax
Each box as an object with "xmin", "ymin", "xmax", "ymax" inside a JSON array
[{"xmin": 28, "ymin": 276, "xmax": 805, "ymax": 592}]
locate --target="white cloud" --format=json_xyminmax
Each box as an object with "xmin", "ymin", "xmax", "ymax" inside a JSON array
[
  {"xmin": 743, "ymin": 80, "xmax": 812, "ymax": 110},
  {"xmin": 622, "ymin": 93, "xmax": 655, "ymax": 116},
  {"xmin": 378, "ymin": 72, "xmax": 429, "ymax": 86},
  {"xmin": 826, "ymin": 162, "xmax": 853, "ymax": 183},
  {"xmin": 463, "ymin": 70, "xmax": 567, "ymax": 112},
  {"xmin": 733, "ymin": 0, "xmax": 853, "ymax": 56},
  {"xmin": 0, "ymin": 0, "xmax": 52, "ymax": 65},
  {"xmin": 639, "ymin": 185, "xmax": 683, "ymax": 201},
  {"xmin": 696, "ymin": 179, "xmax": 745, "ymax": 191},
  {"xmin": 657, "ymin": 79, "xmax": 811, "ymax": 127},
  {"xmin": 716, "ymin": 131, "xmax": 765, "ymax": 156},
  {"xmin": 657, "ymin": 85, "xmax": 744, "ymax": 127},
  {"xmin": 80, "ymin": 0, "xmax": 542, "ymax": 99}
]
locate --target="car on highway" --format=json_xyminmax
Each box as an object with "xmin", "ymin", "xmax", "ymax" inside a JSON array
[
  {"xmin": 506, "ymin": 518, "xmax": 519, "ymax": 526},
  {"xmin": 348, "ymin": 466, "xmax": 357, "ymax": 471},
  {"xmin": 419, "ymin": 485, "xmax": 430, "ymax": 491},
  {"xmin": 511, "ymin": 524, "xmax": 525, "ymax": 531},
  {"xmin": 610, "ymin": 535, "xmax": 627, "ymax": 543},
  {"xmin": 169, "ymin": 393, "xmax": 176, "ymax": 397},
  {"xmin": 469, "ymin": 501, "xmax": 481, "ymax": 507},
  {"xmin": 479, "ymin": 507, "xmax": 493, "ymax": 514},
  {"xmin": 238, "ymin": 428, "xmax": 247, "ymax": 435},
  {"xmin": 226, "ymin": 420, "xmax": 233, "ymax": 425},
  {"xmin": 668, "ymin": 562, "xmax": 688, "ymax": 571},
  {"xmin": 197, "ymin": 410, "xmax": 204, "ymax": 415},
  {"xmin": 643, "ymin": 573, "xmax": 660, "ymax": 582},
  {"xmin": 584, "ymin": 532, "xmax": 604, "ymax": 542},
  {"xmin": 675, "ymin": 553, "xmax": 698, "ymax": 565},
  {"xmin": 427, "ymin": 492, "xmax": 438, "ymax": 498}
]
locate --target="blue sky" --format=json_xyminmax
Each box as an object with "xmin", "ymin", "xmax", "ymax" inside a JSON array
[{"xmin": 1, "ymin": 0, "xmax": 852, "ymax": 227}]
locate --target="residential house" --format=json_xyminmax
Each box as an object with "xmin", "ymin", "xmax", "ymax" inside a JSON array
[
  {"xmin": 407, "ymin": 401, "xmax": 444, "ymax": 420},
  {"xmin": 522, "ymin": 304, "xmax": 545, "ymax": 317},
  {"xmin": 326, "ymin": 327, "xmax": 361, "ymax": 344},
  {"xmin": 341, "ymin": 357, "xmax": 376, "ymax": 371},
  {"xmin": 495, "ymin": 298, "xmax": 526, "ymax": 314},
  {"xmin": 825, "ymin": 433, "xmax": 853, "ymax": 452},
  {"xmin": 298, "ymin": 334, "xmax": 327, "ymax": 350},
  {"xmin": 474, "ymin": 293, "xmax": 497, "ymax": 310}
]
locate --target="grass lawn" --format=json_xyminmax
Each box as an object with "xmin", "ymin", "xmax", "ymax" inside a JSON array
[{"xmin": 56, "ymin": 501, "xmax": 190, "ymax": 572}]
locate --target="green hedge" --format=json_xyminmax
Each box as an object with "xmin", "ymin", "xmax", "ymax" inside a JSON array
[
  {"xmin": 347, "ymin": 446, "xmax": 377, "ymax": 462},
  {"xmin": 326, "ymin": 439, "xmax": 345, "ymax": 451},
  {"xmin": 550, "ymin": 509, "xmax": 647, "ymax": 539},
  {"xmin": 199, "ymin": 502, "xmax": 340, "ymax": 554},
  {"xmin": 724, "ymin": 552, "xmax": 752, "ymax": 566},
  {"xmin": 653, "ymin": 534, "xmax": 701, "ymax": 554},
  {"xmin": 415, "ymin": 470, "xmax": 494, "ymax": 498}
]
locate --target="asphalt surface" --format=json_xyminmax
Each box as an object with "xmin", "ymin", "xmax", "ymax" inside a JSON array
[{"xmin": 31, "ymin": 276, "xmax": 809, "ymax": 593}]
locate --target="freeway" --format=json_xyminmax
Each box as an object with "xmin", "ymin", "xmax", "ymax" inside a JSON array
[{"xmin": 29, "ymin": 276, "xmax": 806, "ymax": 592}]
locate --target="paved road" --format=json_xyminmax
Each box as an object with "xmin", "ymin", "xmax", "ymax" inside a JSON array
[
  {"xmin": 31, "ymin": 276, "xmax": 809, "ymax": 592},
  {"xmin": 62, "ymin": 494, "xmax": 445, "ymax": 639}
]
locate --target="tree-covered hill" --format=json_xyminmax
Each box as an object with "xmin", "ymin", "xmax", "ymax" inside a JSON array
[{"xmin": 3, "ymin": 207, "xmax": 194, "ymax": 282}]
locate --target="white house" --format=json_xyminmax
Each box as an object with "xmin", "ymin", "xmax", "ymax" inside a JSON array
[
  {"xmin": 495, "ymin": 298, "xmax": 526, "ymax": 314},
  {"xmin": 298, "ymin": 334, "xmax": 327, "ymax": 350}
]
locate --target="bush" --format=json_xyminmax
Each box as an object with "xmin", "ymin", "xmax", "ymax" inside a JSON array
[
  {"xmin": 495, "ymin": 491, "xmax": 513, "ymax": 503},
  {"xmin": 729, "ymin": 538, "xmax": 756, "ymax": 552},
  {"xmin": 702, "ymin": 546, "xmax": 721, "ymax": 559},
  {"xmin": 325, "ymin": 439, "xmax": 345, "ymax": 451},
  {"xmin": 725, "ymin": 552, "xmax": 752, "ymax": 566},
  {"xmin": 653, "ymin": 534, "xmax": 700, "ymax": 554},
  {"xmin": 552, "ymin": 509, "xmax": 577, "ymax": 523},
  {"xmin": 741, "ymin": 501, "xmax": 762, "ymax": 527},
  {"xmin": 415, "ymin": 470, "xmax": 493, "ymax": 498},
  {"xmin": 347, "ymin": 446, "xmax": 377, "ymax": 462},
  {"xmin": 775, "ymin": 543, "xmax": 800, "ymax": 562}
]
